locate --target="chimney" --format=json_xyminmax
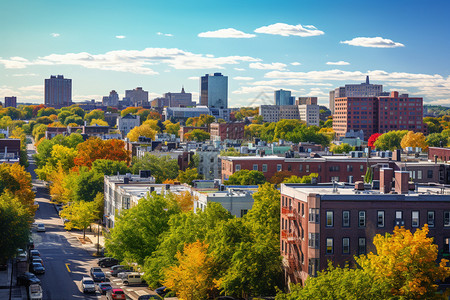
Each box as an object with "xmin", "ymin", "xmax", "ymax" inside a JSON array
[
  {"xmin": 390, "ymin": 91, "xmax": 399, "ymax": 98},
  {"xmin": 354, "ymin": 181, "xmax": 365, "ymax": 191},
  {"xmin": 395, "ymin": 171, "xmax": 409, "ymax": 194},
  {"xmin": 380, "ymin": 168, "xmax": 393, "ymax": 193},
  {"xmin": 393, "ymin": 149, "xmax": 402, "ymax": 162}
]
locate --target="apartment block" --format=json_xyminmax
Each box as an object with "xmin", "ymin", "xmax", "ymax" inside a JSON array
[{"xmin": 209, "ymin": 122, "xmax": 245, "ymax": 142}]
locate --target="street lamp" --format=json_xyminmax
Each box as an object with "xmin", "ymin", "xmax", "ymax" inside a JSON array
[{"xmin": 96, "ymin": 219, "xmax": 101, "ymax": 256}]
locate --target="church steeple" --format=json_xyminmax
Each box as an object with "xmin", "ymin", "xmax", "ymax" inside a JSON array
[{"xmin": 181, "ymin": 86, "xmax": 185, "ymax": 93}]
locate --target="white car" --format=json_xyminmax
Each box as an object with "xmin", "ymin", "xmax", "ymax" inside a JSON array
[
  {"xmin": 81, "ymin": 277, "xmax": 96, "ymax": 293},
  {"xmin": 28, "ymin": 284, "xmax": 43, "ymax": 300},
  {"xmin": 37, "ymin": 223, "xmax": 45, "ymax": 232}
]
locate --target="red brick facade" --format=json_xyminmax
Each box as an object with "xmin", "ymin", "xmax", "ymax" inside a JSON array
[{"xmin": 210, "ymin": 122, "xmax": 245, "ymax": 141}]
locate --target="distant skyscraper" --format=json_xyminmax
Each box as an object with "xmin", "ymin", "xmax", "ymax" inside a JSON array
[
  {"xmin": 102, "ymin": 90, "xmax": 119, "ymax": 106},
  {"xmin": 45, "ymin": 75, "xmax": 72, "ymax": 107},
  {"xmin": 4, "ymin": 96, "xmax": 17, "ymax": 108},
  {"xmin": 200, "ymin": 73, "xmax": 228, "ymax": 109},
  {"xmin": 125, "ymin": 87, "xmax": 149, "ymax": 106},
  {"xmin": 164, "ymin": 87, "xmax": 195, "ymax": 107},
  {"xmin": 275, "ymin": 89, "xmax": 294, "ymax": 105}
]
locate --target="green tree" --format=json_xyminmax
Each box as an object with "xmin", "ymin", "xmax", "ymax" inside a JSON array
[
  {"xmin": 85, "ymin": 109, "xmax": 105, "ymax": 123},
  {"xmin": 185, "ymin": 129, "xmax": 210, "ymax": 142},
  {"xmin": 91, "ymin": 159, "xmax": 130, "ymax": 176},
  {"xmin": 374, "ymin": 130, "xmax": 408, "ymax": 150},
  {"xmin": 71, "ymin": 167, "xmax": 104, "ymax": 202},
  {"xmin": 177, "ymin": 168, "xmax": 199, "ymax": 186},
  {"xmin": 426, "ymin": 133, "xmax": 448, "ymax": 147},
  {"xmin": 224, "ymin": 170, "xmax": 266, "ymax": 185},
  {"xmin": 132, "ymin": 154, "xmax": 179, "ymax": 183},
  {"xmin": 60, "ymin": 200, "xmax": 99, "ymax": 239},
  {"xmin": 330, "ymin": 143, "xmax": 354, "ymax": 154},
  {"xmin": 64, "ymin": 115, "xmax": 84, "ymax": 126},
  {"xmin": 283, "ymin": 173, "xmax": 319, "ymax": 183}
]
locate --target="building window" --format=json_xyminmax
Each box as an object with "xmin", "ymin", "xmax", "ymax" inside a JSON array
[
  {"xmin": 377, "ymin": 211, "xmax": 385, "ymax": 228},
  {"xmin": 326, "ymin": 238, "xmax": 333, "ymax": 254},
  {"xmin": 301, "ymin": 203, "xmax": 305, "ymax": 217},
  {"xmin": 262, "ymin": 164, "xmax": 267, "ymax": 172},
  {"xmin": 427, "ymin": 211, "xmax": 435, "ymax": 227},
  {"xmin": 444, "ymin": 238, "xmax": 450, "ymax": 254},
  {"xmin": 309, "ymin": 208, "xmax": 320, "ymax": 223},
  {"xmin": 342, "ymin": 237, "xmax": 350, "ymax": 254},
  {"xmin": 235, "ymin": 164, "xmax": 241, "ymax": 172},
  {"xmin": 359, "ymin": 211, "xmax": 366, "ymax": 227},
  {"xmin": 308, "ymin": 233, "xmax": 319, "ymax": 249},
  {"xmin": 418, "ymin": 170, "xmax": 422, "ymax": 180},
  {"xmin": 331, "ymin": 176, "xmax": 339, "ymax": 182},
  {"xmin": 427, "ymin": 170, "xmax": 433, "ymax": 178},
  {"xmin": 396, "ymin": 211, "xmax": 403, "ymax": 219},
  {"xmin": 347, "ymin": 165, "xmax": 353, "ymax": 172},
  {"xmin": 277, "ymin": 164, "xmax": 282, "ymax": 172},
  {"xmin": 326, "ymin": 211, "xmax": 333, "ymax": 227},
  {"xmin": 240, "ymin": 209, "xmax": 248, "ymax": 217},
  {"xmin": 444, "ymin": 211, "xmax": 450, "ymax": 227},
  {"xmin": 412, "ymin": 211, "xmax": 419, "ymax": 227},
  {"xmin": 253, "ymin": 164, "xmax": 258, "ymax": 171},
  {"xmin": 343, "ymin": 211, "xmax": 350, "ymax": 227},
  {"xmin": 308, "ymin": 258, "xmax": 319, "ymax": 277},
  {"xmin": 301, "ymin": 227, "xmax": 304, "ymax": 240},
  {"xmin": 299, "ymin": 165, "xmax": 303, "ymax": 172},
  {"xmin": 306, "ymin": 165, "xmax": 310, "ymax": 173},
  {"xmin": 358, "ymin": 238, "xmax": 366, "ymax": 255},
  {"xmin": 360, "ymin": 165, "xmax": 364, "ymax": 172}
]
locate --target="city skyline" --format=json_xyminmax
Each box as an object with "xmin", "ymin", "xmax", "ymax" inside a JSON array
[{"xmin": 0, "ymin": 0, "xmax": 449, "ymax": 107}]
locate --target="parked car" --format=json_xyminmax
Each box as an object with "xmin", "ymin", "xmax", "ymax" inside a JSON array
[
  {"xmin": 106, "ymin": 288, "xmax": 126, "ymax": 300},
  {"xmin": 28, "ymin": 283, "xmax": 43, "ymax": 300},
  {"xmin": 121, "ymin": 272, "xmax": 142, "ymax": 285},
  {"xmin": 36, "ymin": 223, "xmax": 45, "ymax": 232},
  {"xmin": 90, "ymin": 267, "xmax": 106, "ymax": 282},
  {"xmin": 155, "ymin": 286, "xmax": 170, "ymax": 297},
  {"xmin": 110, "ymin": 265, "xmax": 129, "ymax": 277},
  {"xmin": 81, "ymin": 277, "xmax": 96, "ymax": 293},
  {"xmin": 28, "ymin": 238, "xmax": 35, "ymax": 250},
  {"xmin": 16, "ymin": 249, "xmax": 28, "ymax": 262},
  {"xmin": 98, "ymin": 257, "xmax": 119, "ymax": 268},
  {"xmin": 30, "ymin": 250, "xmax": 41, "ymax": 258},
  {"xmin": 31, "ymin": 258, "xmax": 44, "ymax": 267},
  {"xmin": 138, "ymin": 295, "xmax": 162, "ymax": 300},
  {"xmin": 97, "ymin": 282, "xmax": 113, "ymax": 295},
  {"xmin": 30, "ymin": 262, "xmax": 45, "ymax": 274},
  {"xmin": 17, "ymin": 272, "xmax": 40, "ymax": 286}
]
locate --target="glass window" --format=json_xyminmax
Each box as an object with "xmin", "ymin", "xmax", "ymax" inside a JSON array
[
  {"xmin": 262, "ymin": 164, "xmax": 267, "ymax": 172},
  {"xmin": 358, "ymin": 238, "xmax": 366, "ymax": 255},
  {"xmin": 418, "ymin": 170, "xmax": 422, "ymax": 180},
  {"xmin": 240, "ymin": 209, "xmax": 248, "ymax": 217},
  {"xmin": 396, "ymin": 211, "xmax": 403, "ymax": 219},
  {"xmin": 235, "ymin": 164, "xmax": 241, "ymax": 172},
  {"xmin": 301, "ymin": 203, "xmax": 305, "ymax": 217},
  {"xmin": 427, "ymin": 170, "xmax": 433, "ymax": 179},
  {"xmin": 326, "ymin": 238, "xmax": 333, "ymax": 254},
  {"xmin": 253, "ymin": 164, "xmax": 258, "ymax": 171},
  {"xmin": 342, "ymin": 237, "xmax": 350, "ymax": 254},
  {"xmin": 412, "ymin": 211, "xmax": 419, "ymax": 227},
  {"xmin": 377, "ymin": 211, "xmax": 385, "ymax": 228},
  {"xmin": 299, "ymin": 164, "xmax": 303, "ymax": 172},
  {"xmin": 306, "ymin": 165, "xmax": 310, "ymax": 172},
  {"xmin": 342, "ymin": 211, "xmax": 350, "ymax": 227},
  {"xmin": 444, "ymin": 211, "xmax": 450, "ymax": 227},
  {"xmin": 326, "ymin": 211, "xmax": 333, "ymax": 227},
  {"xmin": 359, "ymin": 211, "xmax": 366, "ymax": 227},
  {"xmin": 277, "ymin": 164, "xmax": 282, "ymax": 172},
  {"xmin": 309, "ymin": 208, "xmax": 320, "ymax": 223},
  {"xmin": 308, "ymin": 233, "xmax": 319, "ymax": 249},
  {"xmin": 444, "ymin": 237, "xmax": 450, "ymax": 254},
  {"xmin": 427, "ymin": 211, "xmax": 435, "ymax": 227}
]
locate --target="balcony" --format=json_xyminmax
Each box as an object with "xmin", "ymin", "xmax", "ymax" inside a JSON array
[
  {"xmin": 281, "ymin": 230, "xmax": 297, "ymax": 243},
  {"xmin": 281, "ymin": 207, "xmax": 297, "ymax": 220}
]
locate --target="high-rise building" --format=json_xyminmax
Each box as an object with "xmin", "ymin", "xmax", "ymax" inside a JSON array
[
  {"xmin": 125, "ymin": 87, "xmax": 149, "ymax": 106},
  {"xmin": 200, "ymin": 73, "xmax": 228, "ymax": 109},
  {"xmin": 275, "ymin": 89, "xmax": 295, "ymax": 105},
  {"xmin": 102, "ymin": 90, "xmax": 119, "ymax": 107},
  {"xmin": 44, "ymin": 75, "xmax": 72, "ymax": 108},
  {"xmin": 4, "ymin": 96, "xmax": 17, "ymax": 108},
  {"xmin": 296, "ymin": 97, "xmax": 317, "ymax": 105},
  {"xmin": 163, "ymin": 87, "xmax": 195, "ymax": 107}
]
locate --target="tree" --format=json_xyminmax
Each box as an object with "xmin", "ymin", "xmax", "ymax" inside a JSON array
[
  {"xmin": 163, "ymin": 241, "xmax": 215, "ymax": 300},
  {"xmin": 426, "ymin": 133, "xmax": 449, "ymax": 147},
  {"xmin": 269, "ymin": 171, "xmax": 294, "ymax": 184},
  {"xmin": 220, "ymin": 147, "xmax": 244, "ymax": 157},
  {"xmin": 283, "ymin": 173, "xmax": 318, "ymax": 184},
  {"xmin": 127, "ymin": 124, "xmax": 157, "ymax": 142},
  {"xmin": 163, "ymin": 120, "xmax": 181, "ymax": 137},
  {"xmin": 330, "ymin": 143, "xmax": 353, "ymax": 154},
  {"xmin": 368, "ymin": 133, "xmax": 382, "ymax": 150},
  {"xmin": 224, "ymin": 170, "xmax": 266, "ymax": 186},
  {"xmin": 176, "ymin": 168, "xmax": 199, "ymax": 186},
  {"xmin": 60, "ymin": 201, "xmax": 99, "ymax": 239},
  {"xmin": 85, "ymin": 109, "xmax": 105, "ymax": 123},
  {"xmin": 364, "ymin": 166, "xmax": 373, "ymax": 183},
  {"xmin": 132, "ymin": 154, "xmax": 179, "ymax": 183},
  {"xmin": 70, "ymin": 167, "xmax": 104, "ymax": 202},
  {"xmin": 184, "ymin": 129, "xmax": 210, "ymax": 142},
  {"xmin": 400, "ymin": 131, "xmax": 428, "ymax": 152},
  {"xmin": 374, "ymin": 130, "xmax": 408, "ymax": 151},
  {"xmin": 90, "ymin": 118, "xmax": 109, "ymax": 126},
  {"xmin": 172, "ymin": 191, "xmax": 196, "ymax": 212},
  {"xmin": 91, "ymin": 159, "xmax": 130, "ymax": 176},
  {"xmin": 0, "ymin": 163, "xmax": 34, "ymax": 213},
  {"xmin": 74, "ymin": 138, "xmax": 129, "ymax": 168},
  {"xmin": 64, "ymin": 115, "xmax": 83, "ymax": 126}
]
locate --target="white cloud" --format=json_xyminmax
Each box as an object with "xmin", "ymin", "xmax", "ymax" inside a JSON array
[
  {"xmin": 249, "ymin": 62, "xmax": 287, "ymax": 70},
  {"xmin": 427, "ymin": 99, "xmax": 450, "ymax": 106},
  {"xmin": 198, "ymin": 28, "xmax": 256, "ymax": 38},
  {"xmin": 291, "ymin": 62, "xmax": 301, "ymax": 66},
  {"xmin": 12, "ymin": 73, "xmax": 37, "ymax": 77},
  {"xmin": 18, "ymin": 85, "xmax": 43, "ymax": 93},
  {"xmin": 251, "ymin": 79, "xmax": 332, "ymax": 87},
  {"xmin": 188, "ymin": 76, "xmax": 198, "ymax": 80},
  {"xmin": 0, "ymin": 48, "xmax": 260, "ymax": 74},
  {"xmin": 340, "ymin": 37, "xmax": 404, "ymax": 48},
  {"xmin": 51, "ymin": 33, "xmax": 60, "ymax": 38},
  {"xmin": 115, "ymin": 35, "xmax": 126, "ymax": 39},
  {"xmin": 326, "ymin": 61, "xmax": 350, "ymax": 65},
  {"xmin": 157, "ymin": 32, "xmax": 173, "ymax": 37},
  {"xmin": 234, "ymin": 68, "xmax": 245, "ymax": 71},
  {"xmin": 233, "ymin": 76, "xmax": 254, "ymax": 81},
  {"xmin": 254, "ymin": 23, "xmax": 324, "ymax": 37},
  {"xmin": 232, "ymin": 85, "xmax": 279, "ymax": 95}
]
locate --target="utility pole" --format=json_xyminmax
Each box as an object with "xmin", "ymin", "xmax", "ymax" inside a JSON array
[{"xmin": 96, "ymin": 220, "xmax": 100, "ymax": 256}]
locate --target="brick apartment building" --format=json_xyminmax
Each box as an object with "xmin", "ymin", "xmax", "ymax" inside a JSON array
[
  {"xmin": 280, "ymin": 171, "xmax": 450, "ymax": 286},
  {"xmin": 209, "ymin": 122, "xmax": 245, "ymax": 141},
  {"xmin": 333, "ymin": 91, "xmax": 424, "ymax": 140},
  {"xmin": 428, "ymin": 147, "xmax": 450, "ymax": 163}
]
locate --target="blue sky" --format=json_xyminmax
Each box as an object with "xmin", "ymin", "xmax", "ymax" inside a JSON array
[{"xmin": 0, "ymin": 0, "xmax": 449, "ymax": 107}]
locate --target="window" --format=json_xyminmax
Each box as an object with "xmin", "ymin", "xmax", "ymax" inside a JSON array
[
  {"xmin": 377, "ymin": 211, "xmax": 385, "ymax": 228},
  {"xmin": 445, "ymin": 237, "xmax": 450, "ymax": 254},
  {"xmin": 301, "ymin": 227, "xmax": 304, "ymax": 240},
  {"xmin": 427, "ymin": 211, "xmax": 435, "ymax": 227},
  {"xmin": 342, "ymin": 211, "xmax": 350, "ymax": 227},
  {"xmin": 308, "ymin": 233, "xmax": 319, "ymax": 249},
  {"xmin": 306, "ymin": 165, "xmax": 310, "ymax": 173},
  {"xmin": 342, "ymin": 237, "xmax": 350, "ymax": 254},
  {"xmin": 308, "ymin": 258, "xmax": 319, "ymax": 277},
  {"xmin": 277, "ymin": 164, "xmax": 282, "ymax": 172},
  {"xmin": 412, "ymin": 211, "xmax": 419, "ymax": 227},
  {"xmin": 309, "ymin": 208, "xmax": 320, "ymax": 223},
  {"xmin": 122, "ymin": 197, "xmax": 130, "ymax": 209},
  {"xmin": 444, "ymin": 211, "xmax": 450, "ymax": 227},
  {"xmin": 288, "ymin": 165, "xmax": 292, "ymax": 172},
  {"xmin": 359, "ymin": 211, "xmax": 366, "ymax": 227},
  {"xmin": 326, "ymin": 238, "xmax": 333, "ymax": 254},
  {"xmin": 347, "ymin": 165, "xmax": 353, "ymax": 172},
  {"xmin": 418, "ymin": 170, "xmax": 422, "ymax": 179},
  {"xmin": 253, "ymin": 164, "xmax": 258, "ymax": 171},
  {"xmin": 326, "ymin": 211, "xmax": 333, "ymax": 227},
  {"xmin": 235, "ymin": 164, "xmax": 241, "ymax": 172},
  {"xmin": 427, "ymin": 170, "xmax": 433, "ymax": 179},
  {"xmin": 396, "ymin": 211, "xmax": 403, "ymax": 219},
  {"xmin": 358, "ymin": 238, "xmax": 366, "ymax": 255},
  {"xmin": 299, "ymin": 165, "xmax": 303, "ymax": 172},
  {"xmin": 360, "ymin": 165, "xmax": 364, "ymax": 172},
  {"xmin": 240, "ymin": 209, "xmax": 248, "ymax": 217},
  {"xmin": 301, "ymin": 203, "xmax": 305, "ymax": 217},
  {"xmin": 262, "ymin": 164, "xmax": 267, "ymax": 172}
]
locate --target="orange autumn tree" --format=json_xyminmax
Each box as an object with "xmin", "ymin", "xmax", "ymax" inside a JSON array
[
  {"xmin": 74, "ymin": 138, "xmax": 130, "ymax": 168},
  {"xmin": 0, "ymin": 163, "xmax": 35, "ymax": 214},
  {"xmin": 357, "ymin": 224, "xmax": 450, "ymax": 299}
]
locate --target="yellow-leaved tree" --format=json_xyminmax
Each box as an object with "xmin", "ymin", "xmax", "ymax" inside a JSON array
[
  {"xmin": 357, "ymin": 224, "xmax": 450, "ymax": 299},
  {"xmin": 163, "ymin": 241, "xmax": 215, "ymax": 300},
  {"xmin": 400, "ymin": 131, "xmax": 428, "ymax": 152},
  {"xmin": 127, "ymin": 124, "xmax": 157, "ymax": 142}
]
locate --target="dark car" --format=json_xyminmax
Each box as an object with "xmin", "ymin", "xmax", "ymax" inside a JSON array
[
  {"xmin": 30, "ymin": 262, "xmax": 45, "ymax": 274},
  {"xmin": 98, "ymin": 282, "xmax": 113, "ymax": 295},
  {"xmin": 31, "ymin": 257, "xmax": 44, "ymax": 267},
  {"xmin": 29, "ymin": 249, "xmax": 40, "ymax": 258},
  {"xmin": 98, "ymin": 257, "xmax": 119, "ymax": 268},
  {"xmin": 17, "ymin": 272, "xmax": 40, "ymax": 286},
  {"xmin": 155, "ymin": 286, "xmax": 170, "ymax": 297},
  {"xmin": 138, "ymin": 295, "xmax": 162, "ymax": 300},
  {"xmin": 90, "ymin": 267, "xmax": 106, "ymax": 282}
]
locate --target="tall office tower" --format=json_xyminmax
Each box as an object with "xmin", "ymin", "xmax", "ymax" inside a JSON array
[
  {"xmin": 125, "ymin": 87, "xmax": 149, "ymax": 106},
  {"xmin": 296, "ymin": 97, "xmax": 318, "ymax": 105},
  {"xmin": 163, "ymin": 87, "xmax": 195, "ymax": 107},
  {"xmin": 44, "ymin": 75, "xmax": 72, "ymax": 107},
  {"xmin": 102, "ymin": 90, "xmax": 119, "ymax": 106},
  {"xmin": 4, "ymin": 96, "xmax": 17, "ymax": 108},
  {"xmin": 275, "ymin": 89, "xmax": 294, "ymax": 105},
  {"xmin": 200, "ymin": 73, "xmax": 228, "ymax": 109}
]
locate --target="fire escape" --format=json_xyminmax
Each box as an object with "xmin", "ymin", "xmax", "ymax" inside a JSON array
[{"xmin": 281, "ymin": 206, "xmax": 304, "ymax": 285}]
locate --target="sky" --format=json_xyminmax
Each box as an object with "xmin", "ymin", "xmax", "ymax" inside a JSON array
[{"xmin": 0, "ymin": 0, "xmax": 449, "ymax": 107}]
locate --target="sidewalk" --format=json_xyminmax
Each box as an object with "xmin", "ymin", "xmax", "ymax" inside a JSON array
[{"xmin": 0, "ymin": 260, "xmax": 28, "ymax": 300}]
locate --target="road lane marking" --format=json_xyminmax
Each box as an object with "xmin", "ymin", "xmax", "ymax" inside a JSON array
[{"xmin": 65, "ymin": 263, "xmax": 71, "ymax": 272}]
